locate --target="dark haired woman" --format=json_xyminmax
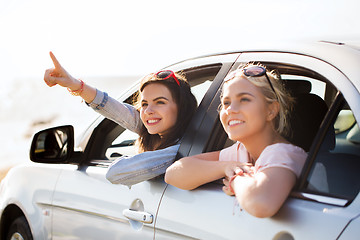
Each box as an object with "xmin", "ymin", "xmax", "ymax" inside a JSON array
[{"xmin": 44, "ymin": 52, "xmax": 197, "ymax": 186}]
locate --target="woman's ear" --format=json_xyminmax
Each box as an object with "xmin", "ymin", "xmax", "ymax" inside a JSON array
[{"xmin": 267, "ymin": 101, "xmax": 280, "ymax": 121}]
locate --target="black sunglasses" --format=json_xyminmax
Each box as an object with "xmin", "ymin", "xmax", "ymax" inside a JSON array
[
  {"xmin": 225, "ymin": 66, "xmax": 276, "ymax": 95},
  {"xmin": 243, "ymin": 66, "xmax": 276, "ymax": 94}
]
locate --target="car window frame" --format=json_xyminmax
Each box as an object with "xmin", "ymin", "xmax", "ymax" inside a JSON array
[
  {"xmin": 296, "ymin": 92, "xmax": 360, "ymax": 206},
  {"xmin": 192, "ymin": 56, "xmax": 360, "ymax": 207}
]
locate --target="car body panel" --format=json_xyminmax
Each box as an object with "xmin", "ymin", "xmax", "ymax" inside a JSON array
[
  {"xmin": 159, "ymin": 184, "xmax": 360, "ymax": 239},
  {"xmin": 50, "ymin": 165, "xmax": 166, "ymax": 239},
  {"xmin": 338, "ymin": 213, "xmax": 360, "ymax": 239},
  {"xmin": 0, "ymin": 164, "xmax": 63, "ymax": 239}
]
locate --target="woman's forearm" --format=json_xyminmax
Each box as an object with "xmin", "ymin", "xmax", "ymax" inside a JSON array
[
  {"xmin": 79, "ymin": 81, "xmax": 97, "ymax": 103},
  {"xmin": 233, "ymin": 168, "xmax": 296, "ymax": 218},
  {"xmin": 165, "ymin": 158, "xmax": 226, "ymax": 190},
  {"xmin": 165, "ymin": 151, "xmax": 227, "ymax": 190}
]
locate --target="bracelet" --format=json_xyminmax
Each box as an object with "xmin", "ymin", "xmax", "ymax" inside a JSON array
[
  {"xmin": 228, "ymin": 171, "xmax": 243, "ymax": 194},
  {"xmin": 68, "ymin": 79, "xmax": 84, "ymax": 96}
]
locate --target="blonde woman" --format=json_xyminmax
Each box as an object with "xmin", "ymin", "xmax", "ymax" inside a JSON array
[{"xmin": 165, "ymin": 63, "xmax": 307, "ymax": 218}]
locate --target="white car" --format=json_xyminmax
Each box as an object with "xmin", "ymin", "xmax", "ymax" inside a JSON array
[{"xmin": 1, "ymin": 41, "xmax": 360, "ymax": 240}]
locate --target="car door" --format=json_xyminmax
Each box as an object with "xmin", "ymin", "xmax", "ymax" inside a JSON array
[
  {"xmin": 50, "ymin": 53, "xmax": 239, "ymax": 239},
  {"xmin": 156, "ymin": 51, "xmax": 360, "ymax": 239},
  {"xmin": 51, "ymin": 164, "xmax": 165, "ymax": 239}
]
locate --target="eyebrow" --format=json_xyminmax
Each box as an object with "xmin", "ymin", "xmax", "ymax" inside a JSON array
[
  {"xmin": 222, "ymin": 92, "xmax": 255, "ymax": 99},
  {"xmin": 236, "ymin": 92, "xmax": 255, "ymax": 98},
  {"xmin": 141, "ymin": 96, "xmax": 170, "ymax": 102}
]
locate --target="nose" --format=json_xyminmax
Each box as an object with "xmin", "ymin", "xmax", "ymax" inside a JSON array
[
  {"xmin": 144, "ymin": 104, "xmax": 154, "ymax": 115},
  {"xmin": 225, "ymin": 102, "xmax": 240, "ymax": 114}
]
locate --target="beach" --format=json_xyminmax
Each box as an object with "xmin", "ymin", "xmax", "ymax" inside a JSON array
[{"xmin": 0, "ymin": 76, "xmax": 139, "ymax": 175}]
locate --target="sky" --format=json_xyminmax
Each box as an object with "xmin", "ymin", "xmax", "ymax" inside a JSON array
[{"xmin": 0, "ymin": 0, "xmax": 359, "ymax": 83}]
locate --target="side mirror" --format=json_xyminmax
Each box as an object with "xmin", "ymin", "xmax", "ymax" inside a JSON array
[{"xmin": 30, "ymin": 125, "xmax": 75, "ymax": 164}]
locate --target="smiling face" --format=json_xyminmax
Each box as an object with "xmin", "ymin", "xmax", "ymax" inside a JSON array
[
  {"xmin": 140, "ymin": 83, "xmax": 178, "ymax": 136},
  {"xmin": 220, "ymin": 76, "xmax": 275, "ymax": 143}
]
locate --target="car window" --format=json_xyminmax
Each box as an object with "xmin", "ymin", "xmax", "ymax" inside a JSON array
[
  {"xmin": 305, "ymin": 98, "xmax": 360, "ymax": 201},
  {"xmin": 106, "ymin": 129, "xmax": 138, "ymax": 158},
  {"xmin": 104, "ymin": 64, "xmax": 222, "ymax": 160},
  {"xmin": 282, "ymin": 74, "xmax": 327, "ymax": 99}
]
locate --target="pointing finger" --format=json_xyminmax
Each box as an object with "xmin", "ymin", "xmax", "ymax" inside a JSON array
[{"xmin": 49, "ymin": 51, "xmax": 62, "ymax": 69}]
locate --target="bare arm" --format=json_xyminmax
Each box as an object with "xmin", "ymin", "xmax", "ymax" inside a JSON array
[
  {"xmin": 165, "ymin": 151, "xmax": 241, "ymax": 190},
  {"xmin": 231, "ymin": 167, "xmax": 296, "ymax": 218},
  {"xmin": 44, "ymin": 51, "xmax": 97, "ymax": 103}
]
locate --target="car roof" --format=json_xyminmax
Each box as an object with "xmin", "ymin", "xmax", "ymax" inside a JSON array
[{"xmin": 185, "ymin": 40, "xmax": 360, "ymax": 91}]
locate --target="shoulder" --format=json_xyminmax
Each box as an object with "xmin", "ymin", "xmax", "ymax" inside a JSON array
[
  {"xmin": 219, "ymin": 142, "xmax": 251, "ymax": 163},
  {"xmin": 265, "ymin": 143, "xmax": 307, "ymax": 156},
  {"xmin": 256, "ymin": 143, "xmax": 307, "ymax": 178},
  {"xmin": 219, "ymin": 142, "xmax": 239, "ymax": 161}
]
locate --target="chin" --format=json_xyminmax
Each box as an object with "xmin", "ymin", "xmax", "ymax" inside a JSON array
[
  {"xmin": 227, "ymin": 134, "xmax": 242, "ymax": 142},
  {"xmin": 148, "ymin": 131, "xmax": 158, "ymax": 135},
  {"xmin": 145, "ymin": 127, "xmax": 157, "ymax": 135}
]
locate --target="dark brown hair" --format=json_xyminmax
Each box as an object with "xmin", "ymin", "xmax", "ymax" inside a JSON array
[{"xmin": 134, "ymin": 71, "xmax": 197, "ymax": 152}]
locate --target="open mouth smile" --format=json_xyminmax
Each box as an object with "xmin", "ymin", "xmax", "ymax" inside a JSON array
[
  {"xmin": 147, "ymin": 119, "xmax": 160, "ymax": 125},
  {"xmin": 228, "ymin": 120, "xmax": 244, "ymax": 126}
]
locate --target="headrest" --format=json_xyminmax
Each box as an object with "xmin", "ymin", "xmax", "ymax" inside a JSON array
[
  {"xmin": 283, "ymin": 80, "xmax": 312, "ymax": 95},
  {"xmin": 347, "ymin": 123, "xmax": 360, "ymax": 144},
  {"xmin": 288, "ymin": 93, "xmax": 329, "ymax": 152}
]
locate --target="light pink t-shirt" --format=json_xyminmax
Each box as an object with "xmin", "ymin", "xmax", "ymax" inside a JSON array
[{"xmin": 219, "ymin": 142, "xmax": 307, "ymax": 178}]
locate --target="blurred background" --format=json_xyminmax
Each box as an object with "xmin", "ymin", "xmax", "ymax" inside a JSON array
[{"xmin": 0, "ymin": 0, "xmax": 359, "ymax": 171}]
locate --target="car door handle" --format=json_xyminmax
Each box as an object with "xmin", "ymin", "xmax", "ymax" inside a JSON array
[{"xmin": 123, "ymin": 209, "xmax": 153, "ymax": 224}]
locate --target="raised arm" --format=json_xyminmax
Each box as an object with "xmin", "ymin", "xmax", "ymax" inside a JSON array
[
  {"xmin": 44, "ymin": 52, "xmax": 143, "ymax": 132},
  {"xmin": 165, "ymin": 151, "xmax": 243, "ymax": 190},
  {"xmin": 44, "ymin": 51, "xmax": 97, "ymax": 103}
]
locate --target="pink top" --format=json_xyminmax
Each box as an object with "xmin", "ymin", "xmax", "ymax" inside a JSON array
[{"xmin": 219, "ymin": 142, "xmax": 307, "ymax": 178}]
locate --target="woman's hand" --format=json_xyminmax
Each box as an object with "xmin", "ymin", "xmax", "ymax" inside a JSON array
[
  {"xmin": 222, "ymin": 163, "xmax": 254, "ymax": 196},
  {"xmin": 44, "ymin": 52, "xmax": 80, "ymax": 91},
  {"xmin": 222, "ymin": 178, "xmax": 235, "ymax": 196}
]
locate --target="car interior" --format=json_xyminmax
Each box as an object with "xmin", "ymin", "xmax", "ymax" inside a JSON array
[{"xmin": 305, "ymin": 97, "xmax": 360, "ymax": 202}]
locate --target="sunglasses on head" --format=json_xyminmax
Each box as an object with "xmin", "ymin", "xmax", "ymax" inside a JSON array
[
  {"xmin": 224, "ymin": 65, "xmax": 276, "ymax": 94},
  {"xmin": 155, "ymin": 70, "xmax": 180, "ymax": 86}
]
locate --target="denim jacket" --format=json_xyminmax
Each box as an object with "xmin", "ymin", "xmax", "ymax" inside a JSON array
[
  {"xmin": 88, "ymin": 90, "xmax": 142, "ymax": 134},
  {"xmin": 106, "ymin": 144, "xmax": 180, "ymax": 187},
  {"xmin": 88, "ymin": 90, "xmax": 179, "ymax": 187}
]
